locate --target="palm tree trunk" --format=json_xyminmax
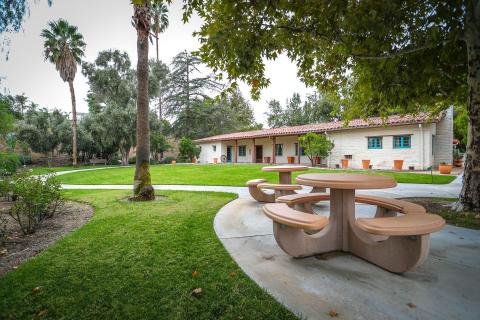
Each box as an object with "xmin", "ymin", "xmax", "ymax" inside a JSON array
[
  {"xmin": 68, "ymin": 80, "xmax": 78, "ymax": 167},
  {"xmin": 458, "ymin": 1, "xmax": 480, "ymax": 212},
  {"xmin": 132, "ymin": 3, "xmax": 155, "ymax": 200}
]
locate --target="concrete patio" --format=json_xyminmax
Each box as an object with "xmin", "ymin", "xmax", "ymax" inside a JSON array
[{"xmin": 214, "ymin": 198, "xmax": 480, "ymax": 320}]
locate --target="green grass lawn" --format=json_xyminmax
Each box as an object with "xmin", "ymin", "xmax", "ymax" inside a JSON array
[
  {"xmin": 55, "ymin": 164, "xmax": 456, "ymax": 185},
  {"xmin": 26, "ymin": 164, "xmax": 122, "ymax": 175},
  {"xmin": 0, "ymin": 190, "xmax": 296, "ymax": 319}
]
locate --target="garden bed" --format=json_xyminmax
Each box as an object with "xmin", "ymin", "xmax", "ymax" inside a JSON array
[{"xmin": 0, "ymin": 201, "xmax": 93, "ymax": 276}]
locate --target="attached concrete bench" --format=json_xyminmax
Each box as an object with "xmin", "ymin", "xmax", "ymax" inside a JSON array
[
  {"xmin": 257, "ymin": 183, "xmax": 302, "ymax": 199},
  {"xmin": 277, "ymin": 193, "xmax": 426, "ymax": 216},
  {"xmin": 246, "ymin": 179, "xmax": 275, "ymax": 203},
  {"xmin": 263, "ymin": 203, "xmax": 329, "ymax": 230},
  {"xmin": 356, "ymin": 213, "xmax": 444, "ymax": 236},
  {"xmin": 267, "ymin": 192, "xmax": 444, "ymax": 273}
]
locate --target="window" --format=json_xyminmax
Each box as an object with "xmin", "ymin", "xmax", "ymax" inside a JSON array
[
  {"xmin": 238, "ymin": 145, "xmax": 246, "ymax": 157},
  {"xmin": 212, "ymin": 145, "xmax": 216, "ymax": 152},
  {"xmin": 300, "ymin": 146, "xmax": 306, "ymax": 156},
  {"xmin": 275, "ymin": 144, "xmax": 283, "ymax": 156},
  {"xmin": 368, "ymin": 137, "xmax": 383, "ymax": 149},
  {"xmin": 294, "ymin": 143, "xmax": 298, "ymax": 156},
  {"xmin": 393, "ymin": 135, "xmax": 411, "ymax": 148}
]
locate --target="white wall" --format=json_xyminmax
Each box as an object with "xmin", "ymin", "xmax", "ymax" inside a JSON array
[
  {"xmin": 197, "ymin": 142, "xmax": 222, "ymax": 163},
  {"xmin": 196, "ymin": 121, "xmax": 448, "ymax": 169},
  {"xmin": 327, "ymin": 124, "xmax": 435, "ymax": 170},
  {"xmin": 433, "ymin": 106, "xmax": 454, "ymax": 166}
]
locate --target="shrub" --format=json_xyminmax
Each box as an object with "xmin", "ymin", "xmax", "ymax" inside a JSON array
[
  {"xmin": 0, "ymin": 215, "xmax": 7, "ymax": 247},
  {"xmin": 0, "ymin": 152, "xmax": 21, "ymax": 176},
  {"xmin": 6, "ymin": 172, "xmax": 63, "ymax": 235},
  {"xmin": 178, "ymin": 137, "xmax": 200, "ymax": 163},
  {"xmin": 160, "ymin": 156, "xmax": 176, "ymax": 164}
]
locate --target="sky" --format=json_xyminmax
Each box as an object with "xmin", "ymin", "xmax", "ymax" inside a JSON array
[{"xmin": 0, "ymin": 0, "xmax": 313, "ymax": 126}]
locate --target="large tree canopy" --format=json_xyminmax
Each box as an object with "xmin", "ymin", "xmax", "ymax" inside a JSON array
[{"xmin": 186, "ymin": 0, "xmax": 480, "ymax": 211}]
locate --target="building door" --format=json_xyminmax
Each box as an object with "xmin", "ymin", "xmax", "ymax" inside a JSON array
[
  {"xmin": 255, "ymin": 145, "xmax": 263, "ymax": 163},
  {"xmin": 226, "ymin": 146, "xmax": 232, "ymax": 163}
]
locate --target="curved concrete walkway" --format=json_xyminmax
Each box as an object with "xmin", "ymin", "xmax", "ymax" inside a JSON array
[{"xmin": 214, "ymin": 198, "xmax": 480, "ymax": 320}]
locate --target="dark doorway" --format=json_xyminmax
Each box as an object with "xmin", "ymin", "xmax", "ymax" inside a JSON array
[
  {"xmin": 255, "ymin": 145, "xmax": 263, "ymax": 163},
  {"xmin": 226, "ymin": 146, "xmax": 232, "ymax": 163}
]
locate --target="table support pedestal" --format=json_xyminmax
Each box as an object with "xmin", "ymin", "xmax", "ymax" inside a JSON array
[{"xmin": 279, "ymin": 172, "xmax": 292, "ymax": 184}]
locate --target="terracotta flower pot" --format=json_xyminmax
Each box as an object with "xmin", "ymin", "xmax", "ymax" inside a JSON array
[
  {"xmin": 454, "ymin": 160, "xmax": 463, "ymax": 167},
  {"xmin": 192, "ymin": 158, "xmax": 197, "ymax": 164},
  {"xmin": 439, "ymin": 164, "xmax": 453, "ymax": 174},
  {"xmin": 341, "ymin": 159, "xmax": 349, "ymax": 169},
  {"xmin": 362, "ymin": 160, "xmax": 371, "ymax": 169},
  {"xmin": 393, "ymin": 160, "xmax": 404, "ymax": 170},
  {"xmin": 171, "ymin": 160, "xmax": 176, "ymax": 165},
  {"xmin": 213, "ymin": 158, "xmax": 218, "ymax": 164}
]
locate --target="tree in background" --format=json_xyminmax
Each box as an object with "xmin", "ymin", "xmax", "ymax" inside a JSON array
[
  {"xmin": 454, "ymin": 105, "xmax": 468, "ymax": 152},
  {"xmin": 186, "ymin": 1, "xmax": 479, "ymax": 212},
  {"xmin": 165, "ymin": 51, "xmax": 223, "ymax": 138},
  {"xmin": 266, "ymin": 92, "xmax": 339, "ymax": 128},
  {"xmin": 299, "ymin": 132, "xmax": 334, "ymax": 167},
  {"xmin": 150, "ymin": 2, "xmax": 169, "ymax": 122},
  {"xmin": 150, "ymin": 132, "xmax": 170, "ymax": 161},
  {"xmin": 41, "ymin": 19, "xmax": 86, "ymax": 167},
  {"xmin": 131, "ymin": 0, "xmax": 154, "ymax": 200},
  {"xmin": 16, "ymin": 108, "xmax": 69, "ymax": 166},
  {"xmin": 0, "ymin": 97, "xmax": 14, "ymax": 136},
  {"xmin": 178, "ymin": 137, "xmax": 200, "ymax": 163}
]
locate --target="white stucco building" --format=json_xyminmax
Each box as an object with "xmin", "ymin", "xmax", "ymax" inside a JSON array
[{"xmin": 194, "ymin": 109, "xmax": 454, "ymax": 170}]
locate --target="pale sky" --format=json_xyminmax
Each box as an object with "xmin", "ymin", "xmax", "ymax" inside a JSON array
[{"xmin": 0, "ymin": 0, "xmax": 313, "ymax": 126}]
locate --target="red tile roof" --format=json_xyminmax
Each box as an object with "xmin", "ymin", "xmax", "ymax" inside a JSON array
[{"xmin": 194, "ymin": 113, "xmax": 444, "ymax": 143}]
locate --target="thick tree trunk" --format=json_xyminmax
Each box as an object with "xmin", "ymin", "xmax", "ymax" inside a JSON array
[
  {"xmin": 458, "ymin": 1, "xmax": 480, "ymax": 212},
  {"xmin": 68, "ymin": 80, "xmax": 78, "ymax": 167},
  {"xmin": 132, "ymin": 3, "xmax": 155, "ymax": 201}
]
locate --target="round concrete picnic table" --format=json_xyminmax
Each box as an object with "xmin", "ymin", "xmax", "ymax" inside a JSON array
[
  {"xmin": 262, "ymin": 165, "xmax": 308, "ymax": 184},
  {"xmin": 296, "ymin": 173, "xmax": 397, "ymax": 252}
]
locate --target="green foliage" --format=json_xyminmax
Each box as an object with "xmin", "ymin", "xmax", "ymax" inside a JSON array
[
  {"xmin": 186, "ymin": 1, "xmax": 467, "ymax": 116},
  {"xmin": 159, "ymin": 156, "xmax": 176, "ymax": 164},
  {"xmin": 299, "ymin": 133, "xmax": 334, "ymax": 166},
  {"xmin": 165, "ymin": 51, "xmax": 223, "ymax": 138},
  {"xmin": 178, "ymin": 137, "xmax": 200, "ymax": 162},
  {"xmin": 0, "ymin": 97, "xmax": 14, "ymax": 136},
  {"xmin": 266, "ymin": 92, "xmax": 339, "ymax": 128},
  {"xmin": 150, "ymin": 132, "xmax": 170, "ymax": 160},
  {"xmin": 41, "ymin": 19, "xmax": 86, "ymax": 82},
  {"xmin": 4, "ymin": 171, "xmax": 63, "ymax": 235},
  {"xmin": 454, "ymin": 104, "xmax": 468, "ymax": 152},
  {"xmin": 0, "ymin": 152, "xmax": 21, "ymax": 176},
  {"xmin": 16, "ymin": 108, "xmax": 69, "ymax": 158}
]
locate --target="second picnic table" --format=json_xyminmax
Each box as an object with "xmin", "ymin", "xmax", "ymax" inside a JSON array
[{"xmin": 262, "ymin": 165, "xmax": 309, "ymax": 184}]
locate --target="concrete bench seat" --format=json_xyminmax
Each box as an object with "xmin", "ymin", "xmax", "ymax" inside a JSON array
[
  {"xmin": 257, "ymin": 183, "xmax": 303, "ymax": 199},
  {"xmin": 356, "ymin": 213, "xmax": 445, "ymax": 236},
  {"xmin": 276, "ymin": 193, "xmax": 426, "ymax": 216},
  {"xmin": 246, "ymin": 179, "xmax": 275, "ymax": 203},
  {"xmin": 263, "ymin": 203, "xmax": 329, "ymax": 230}
]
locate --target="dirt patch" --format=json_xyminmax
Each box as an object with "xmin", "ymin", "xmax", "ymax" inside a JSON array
[
  {"xmin": 0, "ymin": 201, "xmax": 93, "ymax": 277},
  {"xmin": 401, "ymin": 197, "xmax": 480, "ymax": 230}
]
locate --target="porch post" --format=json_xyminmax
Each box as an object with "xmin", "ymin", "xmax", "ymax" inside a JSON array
[
  {"xmin": 272, "ymin": 136, "xmax": 276, "ymax": 164},
  {"xmin": 297, "ymin": 135, "xmax": 301, "ymax": 164},
  {"xmin": 252, "ymin": 138, "xmax": 256, "ymax": 163},
  {"xmin": 234, "ymin": 140, "xmax": 238, "ymax": 163}
]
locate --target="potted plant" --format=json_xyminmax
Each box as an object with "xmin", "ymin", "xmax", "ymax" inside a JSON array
[
  {"xmin": 393, "ymin": 160, "xmax": 404, "ymax": 170},
  {"xmin": 453, "ymin": 149, "xmax": 463, "ymax": 167},
  {"xmin": 362, "ymin": 160, "xmax": 370, "ymax": 169},
  {"xmin": 439, "ymin": 162, "xmax": 453, "ymax": 174}
]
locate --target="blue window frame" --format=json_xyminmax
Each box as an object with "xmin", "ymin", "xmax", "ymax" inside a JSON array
[
  {"xmin": 368, "ymin": 137, "xmax": 383, "ymax": 149},
  {"xmin": 393, "ymin": 135, "xmax": 411, "ymax": 148},
  {"xmin": 275, "ymin": 144, "xmax": 283, "ymax": 156},
  {"xmin": 238, "ymin": 145, "xmax": 246, "ymax": 157},
  {"xmin": 212, "ymin": 145, "xmax": 216, "ymax": 152}
]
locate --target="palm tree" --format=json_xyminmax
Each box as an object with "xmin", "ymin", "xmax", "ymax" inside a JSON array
[
  {"xmin": 41, "ymin": 19, "xmax": 85, "ymax": 167},
  {"xmin": 132, "ymin": 1, "xmax": 155, "ymax": 200},
  {"xmin": 151, "ymin": 2, "xmax": 169, "ymax": 122}
]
